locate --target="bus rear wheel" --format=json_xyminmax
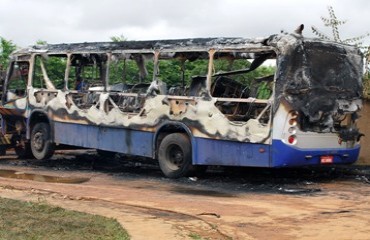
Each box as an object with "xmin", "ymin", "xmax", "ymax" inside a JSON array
[
  {"xmin": 158, "ymin": 133, "xmax": 198, "ymax": 178},
  {"xmin": 30, "ymin": 122, "xmax": 55, "ymax": 160}
]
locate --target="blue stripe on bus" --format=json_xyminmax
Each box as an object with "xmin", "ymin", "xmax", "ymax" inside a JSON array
[
  {"xmin": 53, "ymin": 122, "xmax": 359, "ymax": 168},
  {"xmin": 192, "ymin": 137, "xmax": 270, "ymax": 167},
  {"xmin": 271, "ymin": 139, "xmax": 360, "ymax": 167},
  {"xmin": 54, "ymin": 122, "xmax": 153, "ymax": 157}
]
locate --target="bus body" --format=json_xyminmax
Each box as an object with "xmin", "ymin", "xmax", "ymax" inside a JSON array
[{"xmin": 0, "ymin": 30, "xmax": 363, "ymax": 178}]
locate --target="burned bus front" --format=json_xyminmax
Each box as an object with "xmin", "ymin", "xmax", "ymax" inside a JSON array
[{"xmin": 269, "ymin": 35, "xmax": 363, "ymax": 167}]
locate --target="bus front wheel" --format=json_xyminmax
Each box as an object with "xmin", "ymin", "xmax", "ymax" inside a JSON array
[
  {"xmin": 158, "ymin": 133, "xmax": 196, "ymax": 178},
  {"xmin": 30, "ymin": 122, "xmax": 55, "ymax": 160}
]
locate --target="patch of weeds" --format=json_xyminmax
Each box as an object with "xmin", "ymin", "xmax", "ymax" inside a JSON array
[
  {"xmin": 0, "ymin": 197, "xmax": 130, "ymax": 240},
  {"xmin": 189, "ymin": 232, "xmax": 205, "ymax": 240}
]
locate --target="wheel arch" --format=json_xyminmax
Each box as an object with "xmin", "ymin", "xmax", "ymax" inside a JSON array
[
  {"xmin": 26, "ymin": 110, "xmax": 54, "ymax": 141},
  {"xmin": 153, "ymin": 121, "xmax": 194, "ymax": 159}
]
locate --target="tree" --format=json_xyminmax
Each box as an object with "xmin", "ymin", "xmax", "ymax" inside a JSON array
[
  {"xmin": 0, "ymin": 37, "xmax": 17, "ymax": 73},
  {"xmin": 36, "ymin": 40, "xmax": 47, "ymax": 45},
  {"xmin": 110, "ymin": 35, "xmax": 127, "ymax": 42},
  {"xmin": 311, "ymin": 6, "xmax": 369, "ymax": 46}
]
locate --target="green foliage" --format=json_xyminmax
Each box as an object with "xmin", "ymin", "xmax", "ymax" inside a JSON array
[
  {"xmin": 2, "ymin": 35, "xmax": 275, "ymax": 96},
  {"xmin": 109, "ymin": 59, "xmax": 154, "ymax": 84},
  {"xmin": 7, "ymin": 62, "xmax": 29, "ymax": 90},
  {"xmin": 36, "ymin": 40, "xmax": 47, "ymax": 45},
  {"xmin": 45, "ymin": 56, "xmax": 67, "ymax": 88},
  {"xmin": 257, "ymin": 81, "xmax": 273, "ymax": 99},
  {"xmin": 108, "ymin": 56, "xmax": 275, "ymax": 97},
  {"xmin": 0, "ymin": 197, "xmax": 129, "ymax": 240},
  {"xmin": 188, "ymin": 232, "xmax": 206, "ymax": 240},
  {"xmin": 0, "ymin": 36, "xmax": 17, "ymax": 72},
  {"xmin": 158, "ymin": 59, "xmax": 208, "ymax": 86},
  {"xmin": 31, "ymin": 40, "xmax": 67, "ymax": 89},
  {"xmin": 213, "ymin": 58, "xmax": 275, "ymax": 98},
  {"xmin": 110, "ymin": 35, "xmax": 127, "ymax": 42},
  {"xmin": 32, "ymin": 55, "xmax": 67, "ymax": 89}
]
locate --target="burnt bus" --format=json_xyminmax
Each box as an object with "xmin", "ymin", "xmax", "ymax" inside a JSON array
[{"xmin": 0, "ymin": 28, "xmax": 363, "ymax": 178}]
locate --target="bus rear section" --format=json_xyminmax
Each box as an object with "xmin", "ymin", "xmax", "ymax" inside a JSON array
[
  {"xmin": 271, "ymin": 101, "xmax": 361, "ymax": 167},
  {"xmin": 268, "ymin": 36, "xmax": 363, "ymax": 167}
]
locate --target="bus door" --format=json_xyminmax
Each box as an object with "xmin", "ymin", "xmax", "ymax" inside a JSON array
[{"xmin": 0, "ymin": 60, "xmax": 30, "ymax": 155}]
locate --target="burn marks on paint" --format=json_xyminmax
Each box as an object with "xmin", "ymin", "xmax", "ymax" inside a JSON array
[
  {"xmin": 4, "ymin": 29, "xmax": 363, "ymax": 145},
  {"xmin": 268, "ymin": 34, "xmax": 363, "ymax": 132}
]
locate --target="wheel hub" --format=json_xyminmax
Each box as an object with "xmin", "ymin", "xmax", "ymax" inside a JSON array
[
  {"xmin": 33, "ymin": 132, "xmax": 45, "ymax": 151},
  {"xmin": 168, "ymin": 145, "xmax": 184, "ymax": 168}
]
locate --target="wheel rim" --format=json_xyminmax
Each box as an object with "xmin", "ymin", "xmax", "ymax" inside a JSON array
[
  {"xmin": 166, "ymin": 144, "xmax": 184, "ymax": 170},
  {"xmin": 32, "ymin": 131, "xmax": 45, "ymax": 152}
]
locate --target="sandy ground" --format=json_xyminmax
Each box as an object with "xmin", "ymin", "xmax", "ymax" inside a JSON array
[{"xmin": 0, "ymin": 151, "xmax": 370, "ymax": 240}]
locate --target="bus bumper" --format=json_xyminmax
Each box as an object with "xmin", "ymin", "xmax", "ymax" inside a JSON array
[{"xmin": 271, "ymin": 139, "xmax": 360, "ymax": 167}]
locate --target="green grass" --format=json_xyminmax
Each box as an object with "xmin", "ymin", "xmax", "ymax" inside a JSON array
[
  {"xmin": 0, "ymin": 197, "xmax": 130, "ymax": 240},
  {"xmin": 188, "ymin": 233, "xmax": 204, "ymax": 240}
]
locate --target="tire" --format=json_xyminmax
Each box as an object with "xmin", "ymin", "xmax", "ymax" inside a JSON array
[
  {"xmin": 30, "ymin": 122, "xmax": 55, "ymax": 160},
  {"xmin": 158, "ymin": 133, "xmax": 197, "ymax": 178}
]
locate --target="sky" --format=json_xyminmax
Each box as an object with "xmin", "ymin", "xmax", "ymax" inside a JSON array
[{"xmin": 0, "ymin": 0, "xmax": 369, "ymax": 47}]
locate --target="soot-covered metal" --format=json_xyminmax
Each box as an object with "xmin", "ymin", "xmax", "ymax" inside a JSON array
[{"xmin": 268, "ymin": 33, "xmax": 363, "ymax": 135}]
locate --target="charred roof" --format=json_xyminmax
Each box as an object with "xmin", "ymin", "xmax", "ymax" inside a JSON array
[
  {"xmin": 13, "ymin": 37, "xmax": 273, "ymax": 55},
  {"xmin": 11, "ymin": 33, "xmax": 362, "ymax": 62}
]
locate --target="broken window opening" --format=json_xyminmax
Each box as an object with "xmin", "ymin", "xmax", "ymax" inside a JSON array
[
  {"xmin": 32, "ymin": 54, "xmax": 68, "ymax": 90},
  {"xmin": 108, "ymin": 53, "xmax": 154, "ymax": 91},
  {"xmin": 210, "ymin": 50, "xmax": 276, "ymax": 122},
  {"xmin": 156, "ymin": 51, "xmax": 209, "ymax": 96},
  {"xmin": 72, "ymin": 53, "xmax": 108, "ymax": 91},
  {"xmin": 6, "ymin": 61, "xmax": 29, "ymax": 102},
  {"xmin": 31, "ymin": 54, "xmax": 70, "ymax": 106},
  {"xmin": 62, "ymin": 53, "xmax": 114, "ymax": 110},
  {"xmin": 105, "ymin": 53, "xmax": 154, "ymax": 113}
]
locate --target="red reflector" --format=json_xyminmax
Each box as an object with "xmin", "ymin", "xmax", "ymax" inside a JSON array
[
  {"xmin": 288, "ymin": 135, "xmax": 296, "ymax": 144},
  {"xmin": 320, "ymin": 155, "xmax": 334, "ymax": 164}
]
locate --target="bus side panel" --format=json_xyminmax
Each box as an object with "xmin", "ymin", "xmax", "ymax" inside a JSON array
[
  {"xmin": 54, "ymin": 122, "xmax": 153, "ymax": 157},
  {"xmin": 271, "ymin": 139, "xmax": 360, "ymax": 167},
  {"xmin": 192, "ymin": 137, "xmax": 270, "ymax": 167}
]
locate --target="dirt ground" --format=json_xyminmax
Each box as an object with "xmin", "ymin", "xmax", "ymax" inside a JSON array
[{"xmin": 0, "ymin": 151, "xmax": 370, "ymax": 240}]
